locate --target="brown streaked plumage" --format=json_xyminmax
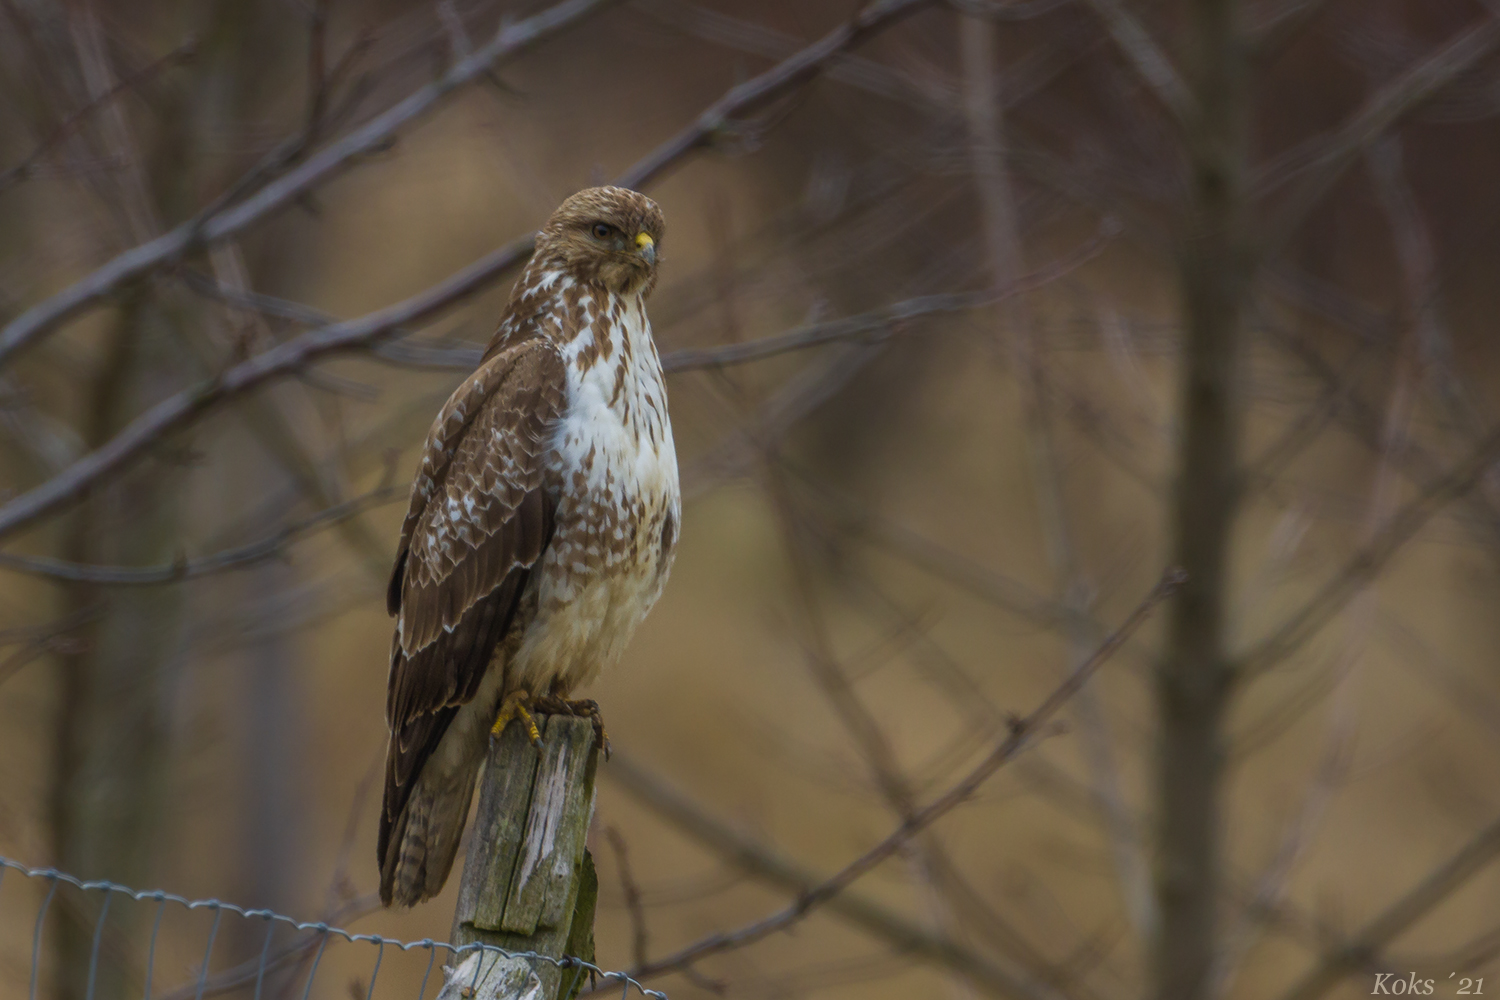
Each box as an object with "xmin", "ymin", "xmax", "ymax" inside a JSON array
[{"xmin": 379, "ymin": 187, "xmax": 679, "ymax": 907}]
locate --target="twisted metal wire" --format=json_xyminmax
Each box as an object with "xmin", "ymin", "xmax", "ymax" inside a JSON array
[{"xmin": 0, "ymin": 856, "xmax": 667, "ymax": 1000}]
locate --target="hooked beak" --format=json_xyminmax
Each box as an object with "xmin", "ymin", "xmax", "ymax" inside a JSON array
[{"xmin": 635, "ymin": 231, "xmax": 657, "ymax": 266}]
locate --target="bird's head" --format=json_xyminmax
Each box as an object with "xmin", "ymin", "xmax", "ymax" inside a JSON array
[{"xmin": 535, "ymin": 186, "xmax": 665, "ymax": 297}]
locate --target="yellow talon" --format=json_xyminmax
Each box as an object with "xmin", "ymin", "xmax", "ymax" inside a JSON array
[{"xmin": 491, "ymin": 690, "xmax": 543, "ymax": 747}]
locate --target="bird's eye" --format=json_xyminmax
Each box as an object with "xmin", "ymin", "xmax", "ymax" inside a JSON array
[{"xmin": 591, "ymin": 223, "xmax": 611, "ymax": 239}]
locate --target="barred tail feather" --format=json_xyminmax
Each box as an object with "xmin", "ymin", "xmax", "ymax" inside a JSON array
[{"xmin": 378, "ymin": 751, "xmax": 482, "ymax": 907}]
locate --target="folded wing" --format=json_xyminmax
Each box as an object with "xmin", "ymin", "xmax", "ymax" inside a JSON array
[{"xmin": 379, "ymin": 337, "xmax": 566, "ymax": 879}]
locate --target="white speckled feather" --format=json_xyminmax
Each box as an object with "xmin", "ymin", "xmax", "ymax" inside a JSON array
[{"xmin": 508, "ymin": 271, "xmax": 681, "ymax": 692}]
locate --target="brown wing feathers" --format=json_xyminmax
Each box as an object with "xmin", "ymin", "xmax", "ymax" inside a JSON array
[{"xmin": 378, "ymin": 339, "xmax": 565, "ymax": 888}]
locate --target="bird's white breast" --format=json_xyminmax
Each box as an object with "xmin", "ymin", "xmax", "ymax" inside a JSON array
[{"xmin": 507, "ymin": 275, "xmax": 680, "ymax": 693}]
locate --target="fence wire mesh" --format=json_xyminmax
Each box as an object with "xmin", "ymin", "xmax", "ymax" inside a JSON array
[{"xmin": 0, "ymin": 856, "xmax": 666, "ymax": 1000}]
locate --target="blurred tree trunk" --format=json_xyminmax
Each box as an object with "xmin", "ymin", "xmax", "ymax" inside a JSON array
[
  {"xmin": 44, "ymin": 3, "xmax": 229, "ymax": 993},
  {"xmin": 241, "ymin": 561, "xmax": 302, "ymax": 909},
  {"xmin": 227, "ymin": 520, "xmax": 304, "ymax": 993},
  {"xmin": 1153, "ymin": 0, "xmax": 1250, "ymax": 998},
  {"xmin": 50, "ymin": 289, "xmax": 190, "ymax": 1000}
]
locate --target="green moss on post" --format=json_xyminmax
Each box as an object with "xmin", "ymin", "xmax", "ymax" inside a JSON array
[{"xmin": 561, "ymin": 851, "xmax": 598, "ymax": 1000}]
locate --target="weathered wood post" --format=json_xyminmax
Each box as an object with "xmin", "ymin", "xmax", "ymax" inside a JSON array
[{"xmin": 447, "ymin": 713, "xmax": 601, "ymax": 1000}]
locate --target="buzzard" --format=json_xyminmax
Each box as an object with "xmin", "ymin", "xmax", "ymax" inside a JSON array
[{"xmin": 378, "ymin": 187, "xmax": 680, "ymax": 907}]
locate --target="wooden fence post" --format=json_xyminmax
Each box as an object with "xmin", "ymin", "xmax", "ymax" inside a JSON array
[{"xmin": 449, "ymin": 713, "xmax": 601, "ymax": 1000}]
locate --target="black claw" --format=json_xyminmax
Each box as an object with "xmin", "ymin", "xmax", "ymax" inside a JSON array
[{"xmin": 534, "ymin": 695, "xmax": 609, "ymax": 756}]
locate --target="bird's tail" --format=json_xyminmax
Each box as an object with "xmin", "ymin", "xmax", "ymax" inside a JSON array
[{"xmin": 378, "ymin": 750, "xmax": 482, "ymax": 908}]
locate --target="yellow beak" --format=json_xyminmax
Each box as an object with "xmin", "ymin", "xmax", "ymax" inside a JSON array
[{"xmin": 635, "ymin": 232, "xmax": 657, "ymax": 264}]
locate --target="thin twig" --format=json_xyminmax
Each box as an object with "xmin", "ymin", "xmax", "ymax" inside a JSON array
[
  {"xmin": 0, "ymin": 484, "xmax": 405, "ymax": 585},
  {"xmin": 667, "ymin": 292, "xmax": 985, "ymax": 371},
  {"xmin": 604, "ymin": 827, "xmax": 651, "ymax": 969},
  {"xmin": 0, "ymin": 608, "xmax": 96, "ymax": 689}
]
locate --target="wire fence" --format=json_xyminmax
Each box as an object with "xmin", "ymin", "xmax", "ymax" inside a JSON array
[{"xmin": 0, "ymin": 856, "xmax": 666, "ymax": 1000}]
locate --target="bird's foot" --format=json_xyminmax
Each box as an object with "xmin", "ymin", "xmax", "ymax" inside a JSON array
[
  {"xmin": 491, "ymin": 689, "xmax": 542, "ymax": 748},
  {"xmin": 534, "ymin": 694, "xmax": 610, "ymax": 759}
]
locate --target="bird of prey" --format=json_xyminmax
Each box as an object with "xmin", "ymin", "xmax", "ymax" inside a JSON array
[{"xmin": 378, "ymin": 187, "xmax": 680, "ymax": 907}]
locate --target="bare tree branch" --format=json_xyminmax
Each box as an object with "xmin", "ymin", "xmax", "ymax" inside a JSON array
[
  {"xmin": 0, "ymin": 0, "xmax": 618, "ymax": 369},
  {"xmin": 1260, "ymin": 14, "xmax": 1500, "ymax": 255},
  {"xmin": 184, "ymin": 218, "xmax": 1107, "ymax": 383},
  {"xmin": 1080, "ymin": 0, "xmax": 1191, "ymax": 123},
  {"xmin": 606, "ymin": 753, "xmax": 1057, "ymax": 1000},
  {"xmin": 763, "ymin": 449, "xmax": 1085, "ymax": 997},
  {"xmin": 961, "ymin": 6, "xmax": 1155, "ymax": 949},
  {"xmin": 609, "ymin": 0, "xmax": 935, "ymax": 192},
  {"xmin": 667, "ymin": 292, "xmax": 984, "ymax": 370},
  {"xmin": 682, "ymin": 338, "xmax": 893, "ymax": 497},
  {"xmin": 1368, "ymin": 134, "xmax": 1494, "ymax": 465},
  {"xmin": 639, "ymin": 0, "xmax": 953, "ymax": 109},
  {"xmin": 1261, "ymin": 268, "xmax": 1500, "ymax": 554},
  {"xmin": 0, "ymin": 608, "xmax": 95, "ymax": 689},
  {"xmin": 0, "ymin": 483, "xmax": 404, "ymax": 585},
  {"xmin": 0, "ymin": 0, "xmax": 938, "ymax": 543},
  {"xmin": 948, "ymin": 0, "xmax": 1076, "ymax": 20},
  {"xmin": 1276, "ymin": 813, "xmax": 1500, "ymax": 1000},
  {"xmin": 177, "ymin": 266, "xmax": 486, "ymax": 372},
  {"xmin": 1241, "ymin": 419, "xmax": 1500, "ymax": 676},
  {"xmin": 0, "ymin": 1, "xmax": 936, "ymax": 548},
  {"xmin": 0, "ymin": 37, "xmax": 197, "ymax": 197},
  {"xmin": 1216, "ymin": 352, "xmax": 1413, "ymax": 992},
  {"xmin": 802, "ymin": 474, "xmax": 1079, "ymax": 629},
  {"xmin": 605, "ymin": 826, "xmax": 652, "ymax": 969},
  {"xmin": 1250, "ymin": 0, "xmax": 1331, "ymax": 63},
  {"xmin": 611, "ymin": 569, "xmax": 1182, "ymax": 988}
]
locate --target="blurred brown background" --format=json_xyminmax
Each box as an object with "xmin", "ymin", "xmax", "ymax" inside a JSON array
[{"xmin": 3, "ymin": 1, "xmax": 1500, "ymax": 998}]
